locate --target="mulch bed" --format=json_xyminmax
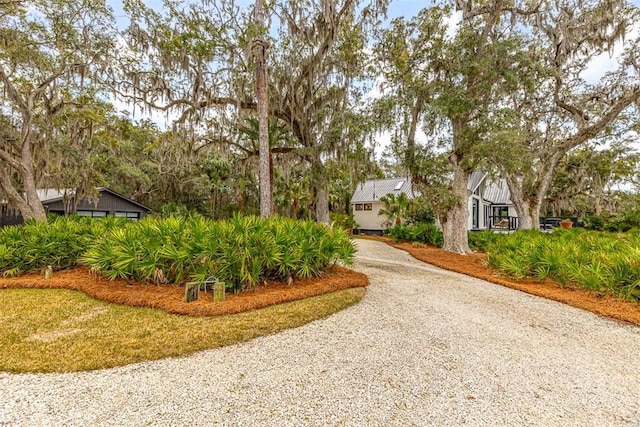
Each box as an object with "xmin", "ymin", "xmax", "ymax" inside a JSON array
[
  {"xmin": 0, "ymin": 267, "xmax": 369, "ymax": 317},
  {"xmin": 358, "ymin": 236, "xmax": 640, "ymax": 325},
  {"xmin": 3, "ymin": 236, "xmax": 639, "ymax": 324}
]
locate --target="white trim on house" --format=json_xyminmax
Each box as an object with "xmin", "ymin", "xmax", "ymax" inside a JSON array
[{"xmin": 351, "ymin": 173, "xmax": 518, "ymax": 233}]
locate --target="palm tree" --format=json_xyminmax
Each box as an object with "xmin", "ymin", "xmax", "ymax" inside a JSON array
[{"xmin": 378, "ymin": 193, "xmax": 411, "ymax": 227}]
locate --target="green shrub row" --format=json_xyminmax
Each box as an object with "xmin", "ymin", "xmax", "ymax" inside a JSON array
[
  {"xmin": 485, "ymin": 229, "xmax": 640, "ymax": 300},
  {"xmin": 80, "ymin": 215, "xmax": 355, "ymax": 291},
  {"xmin": 0, "ymin": 215, "xmax": 355, "ymax": 292},
  {"xmin": 385, "ymin": 224, "xmax": 639, "ymax": 301},
  {"xmin": 0, "ymin": 216, "xmax": 128, "ymax": 276},
  {"xmin": 579, "ymin": 212, "xmax": 640, "ymax": 232}
]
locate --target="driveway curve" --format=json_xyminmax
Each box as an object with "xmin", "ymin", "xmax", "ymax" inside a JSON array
[{"xmin": 1, "ymin": 239, "xmax": 639, "ymax": 426}]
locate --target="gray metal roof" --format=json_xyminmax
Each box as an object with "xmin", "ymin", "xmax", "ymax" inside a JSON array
[
  {"xmin": 483, "ymin": 179, "xmax": 512, "ymax": 204},
  {"xmin": 467, "ymin": 171, "xmax": 487, "ymax": 192},
  {"xmin": 36, "ymin": 189, "xmax": 73, "ymax": 203},
  {"xmin": 351, "ymin": 177, "xmax": 415, "ymax": 203},
  {"xmin": 35, "ymin": 187, "xmax": 151, "ymax": 211}
]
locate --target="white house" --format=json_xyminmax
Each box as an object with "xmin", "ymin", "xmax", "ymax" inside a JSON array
[
  {"xmin": 351, "ymin": 173, "xmax": 518, "ymax": 234},
  {"xmin": 467, "ymin": 171, "xmax": 518, "ymax": 230},
  {"xmin": 350, "ymin": 177, "xmax": 414, "ymax": 235}
]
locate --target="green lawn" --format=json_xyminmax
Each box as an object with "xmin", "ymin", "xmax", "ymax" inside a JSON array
[{"xmin": 0, "ymin": 287, "xmax": 364, "ymax": 373}]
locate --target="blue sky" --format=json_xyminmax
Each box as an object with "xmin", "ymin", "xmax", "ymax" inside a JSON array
[{"xmin": 109, "ymin": 0, "xmax": 429, "ymax": 23}]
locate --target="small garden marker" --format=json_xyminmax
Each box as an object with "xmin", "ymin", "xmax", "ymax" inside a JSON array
[{"xmin": 213, "ymin": 282, "xmax": 225, "ymax": 302}]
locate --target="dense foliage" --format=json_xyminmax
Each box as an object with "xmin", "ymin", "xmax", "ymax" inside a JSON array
[
  {"xmin": 0, "ymin": 216, "xmax": 127, "ymax": 277},
  {"xmin": 386, "ymin": 224, "xmax": 640, "ymax": 301},
  {"xmin": 0, "ymin": 216, "xmax": 355, "ymax": 292},
  {"xmin": 80, "ymin": 215, "xmax": 355, "ymax": 292},
  {"xmin": 579, "ymin": 212, "xmax": 640, "ymax": 232},
  {"xmin": 486, "ymin": 229, "xmax": 640, "ymax": 300},
  {"xmin": 387, "ymin": 223, "xmax": 443, "ymax": 247}
]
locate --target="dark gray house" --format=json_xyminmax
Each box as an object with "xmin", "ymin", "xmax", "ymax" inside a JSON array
[
  {"xmin": 39, "ymin": 187, "xmax": 151, "ymax": 219},
  {"xmin": 1, "ymin": 188, "xmax": 151, "ymax": 226}
]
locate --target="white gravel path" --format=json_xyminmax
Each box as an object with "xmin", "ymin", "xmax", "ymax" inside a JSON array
[{"xmin": 1, "ymin": 239, "xmax": 639, "ymax": 426}]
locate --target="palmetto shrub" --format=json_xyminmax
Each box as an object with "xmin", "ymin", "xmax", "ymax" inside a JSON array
[
  {"xmin": 0, "ymin": 215, "xmax": 127, "ymax": 277},
  {"xmin": 81, "ymin": 215, "xmax": 355, "ymax": 291},
  {"xmin": 485, "ymin": 229, "xmax": 640, "ymax": 300},
  {"xmin": 388, "ymin": 223, "xmax": 443, "ymax": 247}
]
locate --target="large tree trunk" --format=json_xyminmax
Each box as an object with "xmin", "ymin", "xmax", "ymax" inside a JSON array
[
  {"xmin": 310, "ymin": 153, "xmax": 330, "ymax": 224},
  {"xmin": 21, "ymin": 131, "xmax": 45, "ymax": 220},
  {"xmin": 253, "ymin": 0, "xmax": 271, "ymax": 217},
  {"xmin": 0, "ymin": 123, "xmax": 46, "ymax": 221},
  {"xmin": 501, "ymin": 172, "xmax": 537, "ymax": 230},
  {"xmin": 442, "ymin": 158, "xmax": 471, "ymax": 254},
  {"xmin": 315, "ymin": 184, "xmax": 330, "ymax": 224},
  {"xmin": 405, "ymin": 93, "xmax": 423, "ymax": 173},
  {"xmin": 0, "ymin": 169, "xmax": 38, "ymax": 220},
  {"xmin": 500, "ymin": 149, "xmax": 563, "ymax": 231}
]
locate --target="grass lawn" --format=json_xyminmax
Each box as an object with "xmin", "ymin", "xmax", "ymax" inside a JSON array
[{"xmin": 0, "ymin": 287, "xmax": 364, "ymax": 373}]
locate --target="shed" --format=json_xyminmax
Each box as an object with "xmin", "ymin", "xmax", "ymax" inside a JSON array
[{"xmin": 351, "ymin": 177, "xmax": 415, "ymax": 234}]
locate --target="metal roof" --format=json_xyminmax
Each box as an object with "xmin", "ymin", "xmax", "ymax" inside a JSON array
[
  {"xmin": 351, "ymin": 172, "xmax": 512, "ymax": 205},
  {"xmin": 351, "ymin": 177, "xmax": 415, "ymax": 203},
  {"xmin": 35, "ymin": 188, "xmax": 151, "ymax": 211},
  {"xmin": 36, "ymin": 189, "xmax": 73, "ymax": 203},
  {"xmin": 467, "ymin": 171, "xmax": 487, "ymax": 192},
  {"xmin": 483, "ymin": 179, "xmax": 512, "ymax": 204}
]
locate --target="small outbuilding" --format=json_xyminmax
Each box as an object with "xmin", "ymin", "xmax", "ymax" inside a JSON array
[
  {"xmin": 39, "ymin": 187, "xmax": 151, "ymax": 220},
  {"xmin": 0, "ymin": 188, "xmax": 151, "ymax": 226},
  {"xmin": 350, "ymin": 177, "xmax": 414, "ymax": 235}
]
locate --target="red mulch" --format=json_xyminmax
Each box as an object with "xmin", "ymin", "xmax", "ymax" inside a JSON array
[
  {"xmin": 358, "ymin": 236, "xmax": 640, "ymax": 325},
  {"xmin": 0, "ymin": 267, "xmax": 368, "ymax": 317}
]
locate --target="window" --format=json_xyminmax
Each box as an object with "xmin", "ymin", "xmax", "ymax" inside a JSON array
[
  {"xmin": 394, "ymin": 181, "xmax": 404, "ymax": 191},
  {"xmin": 493, "ymin": 206, "xmax": 509, "ymax": 218},
  {"xmin": 115, "ymin": 211, "xmax": 140, "ymax": 220},
  {"xmin": 364, "ymin": 203, "xmax": 372, "ymax": 211},
  {"xmin": 355, "ymin": 204, "xmax": 363, "ymax": 211},
  {"xmin": 472, "ymin": 199, "xmax": 479, "ymax": 229},
  {"xmin": 76, "ymin": 210, "xmax": 108, "ymax": 218}
]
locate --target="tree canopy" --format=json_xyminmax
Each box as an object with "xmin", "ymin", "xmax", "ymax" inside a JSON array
[{"xmin": 0, "ymin": 0, "xmax": 638, "ymax": 253}]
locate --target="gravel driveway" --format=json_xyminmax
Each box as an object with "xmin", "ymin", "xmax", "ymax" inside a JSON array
[{"xmin": 1, "ymin": 239, "xmax": 639, "ymax": 426}]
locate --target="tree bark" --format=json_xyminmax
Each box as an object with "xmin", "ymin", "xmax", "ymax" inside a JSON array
[
  {"xmin": 315, "ymin": 184, "xmax": 330, "ymax": 224},
  {"xmin": 405, "ymin": 93, "xmax": 423, "ymax": 173},
  {"xmin": 442, "ymin": 156, "xmax": 471, "ymax": 254},
  {"xmin": 253, "ymin": 0, "xmax": 271, "ymax": 218},
  {"xmin": 311, "ymin": 156, "xmax": 330, "ymax": 224}
]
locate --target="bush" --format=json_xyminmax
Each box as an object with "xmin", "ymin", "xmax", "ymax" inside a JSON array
[
  {"xmin": 81, "ymin": 215, "xmax": 355, "ymax": 291},
  {"xmin": 406, "ymin": 200, "xmax": 436, "ymax": 225},
  {"xmin": 604, "ymin": 210, "xmax": 640, "ymax": 232},
  {"xmin": 0, "ymin": 216, "xmax": 127, "ymax": 277},
  {"xmin": 483, "ymin": 229, "xmax": 640, "ymax": 300},
  {"xmin": 579, "ymin": 214, "xmax": 605, "ymax": 231},
  {"xmin": 388, "ymin": 223, "xmax": 443, "ymax": 247},
  {"xmin": 0, "ymin": 215, "xmax": 355, "ymax": 293},
  {"xmin": 468, "ymin": 230, "xmax": 499, "ymax": 252},
  {"xmin": 330, "ymin": 212, "xmax": 356, "ymax": 231}
]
